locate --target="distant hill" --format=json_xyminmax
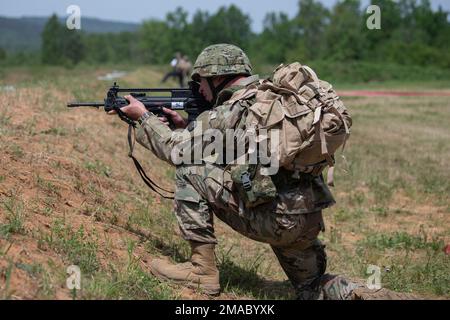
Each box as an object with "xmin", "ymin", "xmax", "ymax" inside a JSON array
[{"xmin": 0, "ymin": 16, "xmax": 140, "ymax": 52}]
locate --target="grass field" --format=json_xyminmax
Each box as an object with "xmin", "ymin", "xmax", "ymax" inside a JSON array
[{"xmin": 0, "ymin": 66, "xmax": 448, "ymax": 300}]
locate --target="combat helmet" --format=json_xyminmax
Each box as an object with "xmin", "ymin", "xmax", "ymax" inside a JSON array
[{"xmin": 191, "ymin": 44, "xmax": 252, "ymax": 82}]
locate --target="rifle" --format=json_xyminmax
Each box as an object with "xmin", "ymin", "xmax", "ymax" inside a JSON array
[
  {"xmin": 67, "ymin": 81, "xmax": 212, "ymax": 126},
  {"xmin": 67, "ymin": 81, "xmax": 212, "ymax": 199}
]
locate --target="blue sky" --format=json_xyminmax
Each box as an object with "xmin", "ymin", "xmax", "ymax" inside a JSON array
[{"xmin": 1, "ymin": 0, "xmax": 449, "ymax": 32}]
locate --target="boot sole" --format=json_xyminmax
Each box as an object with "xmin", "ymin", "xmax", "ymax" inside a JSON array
[{"xmin": 150, "ymin": 268, "xmax": 221, "ymax": 296}]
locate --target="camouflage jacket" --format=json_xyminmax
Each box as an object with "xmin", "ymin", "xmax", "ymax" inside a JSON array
[{"xmin": 136, "ymin": 75, "xmax": 335, "ymax": 214}]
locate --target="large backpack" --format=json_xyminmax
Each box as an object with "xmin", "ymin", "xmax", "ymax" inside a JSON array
[{"xmin": 224, "ymin": 62, "xmax": 352, "ymax": 206}]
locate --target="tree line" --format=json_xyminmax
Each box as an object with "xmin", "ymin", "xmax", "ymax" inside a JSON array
[{"xmin": 2, "ymin": 0, "xmax": 449, "ymax": 79}]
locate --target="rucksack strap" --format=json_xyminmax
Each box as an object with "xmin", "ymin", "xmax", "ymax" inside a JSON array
[{"xmin": 311, "ymin": 97, "xmax": 350, "ymax": 187}]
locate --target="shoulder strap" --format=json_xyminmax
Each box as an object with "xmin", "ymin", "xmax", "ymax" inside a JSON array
[{"xmin": 127, "ymin": 125, "xmax": 175, "ymax": 199}]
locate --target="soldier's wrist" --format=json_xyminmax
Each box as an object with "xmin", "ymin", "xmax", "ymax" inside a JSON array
[{"xmin": 138, "ymin": 111, "xmax": 152, "ymax": 125}]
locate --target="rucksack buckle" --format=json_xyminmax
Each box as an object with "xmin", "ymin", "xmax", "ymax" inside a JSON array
[{"xmin": 241, "ymin": 172, "xmax": 252, "ymax": 191}]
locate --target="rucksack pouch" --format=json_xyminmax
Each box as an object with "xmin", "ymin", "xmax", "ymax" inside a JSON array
[{"xmin": 230, "ymin": 164, "xmax": 277, "ymax": 208}]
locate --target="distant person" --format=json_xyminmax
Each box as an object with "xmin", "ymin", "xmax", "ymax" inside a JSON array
[
  {"xmin": 176, "ymin": 55, "xmax": 192, "ymax": 88},
  {"xmin": 161, "ymin": 52, "xmax": 187, "ymax": 88}
]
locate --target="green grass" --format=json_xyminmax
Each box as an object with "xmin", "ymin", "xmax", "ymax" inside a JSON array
[
  {"xmin": 23, "ymin": 117, "xmax": 37, "ymax": 136},
  {"xmin": 14, "ymin": 262, "xmax": 42, "ymax": 276},
  {"xmin": 35, "ymin": 175, "xmax": 61, "ymax": 197},
  {"xmin": 25, "ymin": 196, "xmax": 176, "ymax": 299},
  {"xmin": 40, "ymin": 127, "xmax": 68, "ymax": 136},
  {"xmin": 126, "ymin": 200, "xmax": 190, "ymax": 263},
  {"xmin": 381, "ymin": 251, "xmax": 450, "ymax": 296},
  {"xmin": 86, "ymin": 182, "xmax": 104, "ymax": 200},
  {"xmin": 324, "ymin": 92, "xmax": 449, "ymax": 297},
  {"xmin": 0, "ymin": 260, "xmax": 14, "ymax": 299},
  {"xmin": 38, "ymin": 220, "xmax": 99, "ymax": 274},
  {"xmin": 311, "ymin": 61, "xmax": 450, "ymax": 86},
  {"xmin": 0, "ymin": 108, "xmax": 11, "ymax": 131},
  {"xmin": 215, "ymin": 245, "xmax": 294, "ymax": 299},
  {"xmin": 80, "ymin": 239, "xmax": 176, "ymax": 299},
  {"xmin": 335, "ymin": 79, "xmax": 450, "ymax": 91},
  {"xmin": 218, "ymin": 246, "xmax": 263, "ymax": 297},
  {"xmin": 9, "ymin": 144, "xmax": 24, "ymax": 159},
  {"xmin": 0, "ymin": 197, "xmax": 26, "ymax": 238},
  {"xmin": 360, "ymin": 231, "xmax": 444, "ymax": 252},
  {"xmin": 333, "ymin": 207, "xmax": 365, "ymax": 222},
  {"xmin": 255, "ymin": 61, "xmax": 450, "ymax": 87},
  {"xmin": 335, "ymin": 96, "xmax": 450, "ymax": 204},
  {"xmin": 36, "ymin": 266, "xmax": 55, "ymax": 299},
  {"xmin": 84, "ymin": 160, "xmax": 112, "ymax": 178},
  {"xmin": 81, "ymin": 264, "xmax": 176, "ymax": 299},
  {"xmin": 355, "ymin": 231, "xmax": 448, "ymax": 296}
]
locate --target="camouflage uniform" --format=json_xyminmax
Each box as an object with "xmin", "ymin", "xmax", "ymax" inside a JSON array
[{"xmin": 136, "ymin": 68, "xmax": 336, "ymax": 298}]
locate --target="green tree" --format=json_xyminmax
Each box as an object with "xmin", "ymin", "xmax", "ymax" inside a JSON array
[
  {"xmin": 293, "ymin": 0, "xmax": 330, "ymax": 60},
  {"xmin": 0, "ymin": 47, "xmax": 6, "ymax": 61},
  {"xmin": 371, "ymin": 0, "xmax": 450, "ymax": 67},
  {"xmin": 139, "ymin": 20, "xmax": 172, "ymax": 64},
  {"xmin": 253, "ymin": 12, "xmax": 297, "ymax": 63},
  {"xmin": 33, "ymin": 2, "xmax": 449, "ymax": 70},
  {"xmin": 41, "ymin": 14, "xmax": 84, "ymax": 66},
  {"xmin": 363, "ymin": 0, "xmax": 402, "ymax": 60},
  {"xmin": 138, "ymin": 5, "xmax": 252, "ymax": 65},
  {"xmin": 187, "ymin": 10, "xmax": 211, "ymax": 58},
  {"xmin": 63, "ymin": 27, "xmax": 84, "ymax": 65},
  {"xmin": 204, "ymin": 5, "xmax": 252, "ymax": 49},
  {"xmin": 165, "ymin": 7, "xmax": 192, "ymax": 57},
  {"xmin": 324, "ymin": 0, "xmax": 365, "ymax": 61},
  {"xmin": 41, "ymin": 14, "xmax": 64, "ymax": 64},
  {"xmin": 83, "ymin": 34, "xmax": 111, "ymax": 63}
]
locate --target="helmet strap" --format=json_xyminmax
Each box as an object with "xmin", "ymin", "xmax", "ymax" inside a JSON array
[{"xmin": 207, "ymin": 76, "xmax": 237, "ymax": 105}]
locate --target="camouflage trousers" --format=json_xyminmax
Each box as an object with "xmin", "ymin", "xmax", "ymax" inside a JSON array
[{"xmin": 174, "ymin": 163, "xmax": 327, "ymax": 299}]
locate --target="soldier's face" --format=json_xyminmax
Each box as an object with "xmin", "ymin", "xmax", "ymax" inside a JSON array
[{"xmin": 198, "ymin": 77, "xmax": 214, "ymax": 102}]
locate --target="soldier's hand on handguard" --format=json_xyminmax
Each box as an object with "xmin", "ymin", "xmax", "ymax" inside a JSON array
[
  {"xmin": 107, "ymin": 95, "xmax": 146, "ymax": 120},
  {"xmin": 159, "ymin": 107, "xmax": 188, "ymax": 129}
]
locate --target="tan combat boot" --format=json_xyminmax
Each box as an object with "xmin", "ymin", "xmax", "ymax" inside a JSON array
[{"xmin": 149, "ymin": 241, "xmax": 220, "ymax": 296}]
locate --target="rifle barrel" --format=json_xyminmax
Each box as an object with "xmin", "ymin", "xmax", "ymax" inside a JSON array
[{"xmin": 67, "ymin": 102, "xmax": 104, "ymax": 108}]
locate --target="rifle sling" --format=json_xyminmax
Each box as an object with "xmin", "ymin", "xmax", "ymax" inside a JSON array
[{"xmin": 127, "ymin": 125, "xmax": 175, "ymax": 199}]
